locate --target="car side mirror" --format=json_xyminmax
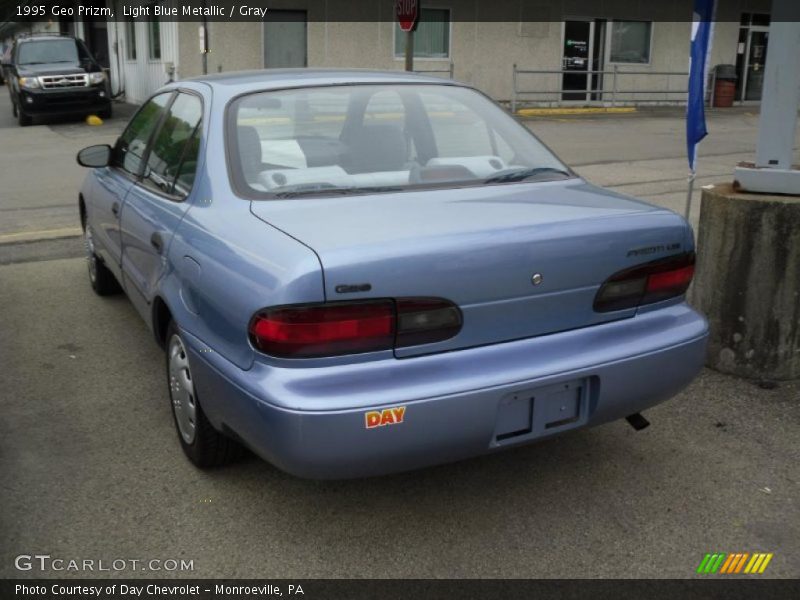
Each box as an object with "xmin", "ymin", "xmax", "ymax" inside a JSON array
[{"xmin": 77, "ymin": 144, "xmax": 111, "ymax": 168}]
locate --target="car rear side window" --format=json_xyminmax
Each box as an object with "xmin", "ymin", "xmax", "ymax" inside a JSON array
[
  {"xmin": 141, "ymin": 92, "xmax": 202, "ymax": 199},
  {"xmin": 172, "ymin": 127, "xmax": 201, "ymax": 199},
  {"xmin": 113, "ymin": 92, "xmax": 171, "ymax": 177}
]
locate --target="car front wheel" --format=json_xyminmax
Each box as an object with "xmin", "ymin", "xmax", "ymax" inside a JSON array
[{"xmin": 166, "ymin": 321, "xmax": 243, "ymax": 468}]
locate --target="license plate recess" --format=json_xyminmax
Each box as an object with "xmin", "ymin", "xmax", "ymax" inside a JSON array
[{"xmin": 494, "ymin": 378, "xmax": 590, "ymax": 444}]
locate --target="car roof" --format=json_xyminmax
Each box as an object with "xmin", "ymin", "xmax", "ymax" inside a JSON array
[{"xmin": 186, "ymin": 68, "xmax": 464, "ymax": 93}]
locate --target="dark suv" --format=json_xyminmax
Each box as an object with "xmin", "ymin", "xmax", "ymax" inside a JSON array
[{"xmin": 4, "ymin": 34, "xmax": 112, "ymax": 126}]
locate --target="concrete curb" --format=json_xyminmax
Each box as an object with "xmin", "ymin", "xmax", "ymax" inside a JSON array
[{"xmin": 0, "ymin": 228, "xmax": 83, "ymax": 246}]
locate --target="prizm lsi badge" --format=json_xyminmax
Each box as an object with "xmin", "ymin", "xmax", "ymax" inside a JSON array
[
  {"xmin": 335, "ymin": 283, "xmax": 372, "ymax": 294},
  {"xmin": 627, "ymin": 243, "xmax": 681, "ymax": 257}
]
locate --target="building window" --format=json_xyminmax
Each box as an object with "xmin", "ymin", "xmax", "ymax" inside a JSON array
[
  {"xmin": 609, "ymin": 20, "xmax": 652, "ymax": 64},
  {"xmin": 149, "ymin": 19, "xmax": 161, "ymax": 60},
  {"xmin": 125, "ymin": 18, "xmax": 136, "ymax": 60},
  {"xmin": 394, "ymin": 8, "xmax": 450, "ymax": 59}
]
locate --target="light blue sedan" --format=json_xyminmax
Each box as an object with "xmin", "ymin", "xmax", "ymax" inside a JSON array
[{"xmin": 76, "ymin": 70, "xmax": 708, "ymax": 478}]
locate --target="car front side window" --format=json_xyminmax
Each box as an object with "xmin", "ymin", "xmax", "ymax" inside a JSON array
[{"xmin": 113, "ymin": 92, "xmax": 172, "ymax": 177}]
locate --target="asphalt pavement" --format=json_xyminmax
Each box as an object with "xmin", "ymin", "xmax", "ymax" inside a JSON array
[{"xmin": 0, "ymin": 91, "xmax": 798, "ymax": 579}]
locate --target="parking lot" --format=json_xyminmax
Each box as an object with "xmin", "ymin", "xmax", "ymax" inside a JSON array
[{"xmin": 1, "ymin": 91, "xmax": 798, "ymax": 579}]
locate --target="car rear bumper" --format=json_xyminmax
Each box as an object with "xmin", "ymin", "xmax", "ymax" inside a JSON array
[{"xmin": 183, "ymin": 302, "xmax": 708, "ymax": 479}]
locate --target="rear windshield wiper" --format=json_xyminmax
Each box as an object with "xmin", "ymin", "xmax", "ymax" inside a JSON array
[{"xmin": 483, "ymin": 167, "xmax": 573, "ymax": 184}]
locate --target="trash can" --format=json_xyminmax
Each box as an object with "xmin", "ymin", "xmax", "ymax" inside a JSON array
[{"xmin": 713, "ymin": 64, "xmax": 737, "ymax": 107}]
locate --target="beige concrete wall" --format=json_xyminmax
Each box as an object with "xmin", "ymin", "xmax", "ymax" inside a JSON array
[
  {"xmin": 177, "ymin": 21, "xmax": 262, "ymax": 79},
  {"xmin": 174, "ymin": 0, "xmax": 772, "ymax": 104}
]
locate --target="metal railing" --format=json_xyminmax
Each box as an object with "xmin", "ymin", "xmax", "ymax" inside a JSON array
[
  {"xmin": 414, "ymin": 61, "xmax": 455, "ymax": 79},
  {"xmin": 511, "ymin": 64, "xmax": 694, "ymax": 112}
]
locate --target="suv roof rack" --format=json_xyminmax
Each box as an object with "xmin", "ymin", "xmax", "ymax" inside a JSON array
[{"xmin": 16, "ymin": 32, "xmax": 76, "ymax": 40}]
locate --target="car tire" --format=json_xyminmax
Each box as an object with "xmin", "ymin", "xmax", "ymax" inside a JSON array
[
  {"xmin": 165, "ymin": 321, "xmax": 244, "ymax": 468},
  {"xmin": 99, "ymin": 105, "xmax": 113, "ymax": 119},
  {"xmin": 17, "ymin": 106, "xmax": 31, "ymax": 126},
  {"xmin": 12, "ymin": 101, "xmax": 17, "ymax": 117},
  {"xmin": 84, "ymin": 226, "xmax": 121, "ymax": 296}
]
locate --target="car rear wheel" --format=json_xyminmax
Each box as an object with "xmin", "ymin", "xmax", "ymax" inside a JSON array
[
  {"xmin": 84, "ymin": 226, "xmax": 121, "ymax": 295},
  {"xmin": 166, "ymin": 321, "xmax": 244, "ymax": 468}
]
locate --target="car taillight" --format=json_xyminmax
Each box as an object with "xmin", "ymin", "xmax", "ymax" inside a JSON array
[
  {"xmin": 396, "ymin": 298, "xmax": 462, "ymax": 348},
  {"xmin": 593, "ymin": 252, "xmax": 695, "ymax": 313},
  {"xmin": 249, "ymin": 298, "xmax": 462, "ymax": 358}
]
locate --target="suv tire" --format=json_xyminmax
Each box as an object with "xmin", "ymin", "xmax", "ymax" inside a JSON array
[{"xmin": 17, "ymin": 106, "xmax": 32, "ymax": 126}]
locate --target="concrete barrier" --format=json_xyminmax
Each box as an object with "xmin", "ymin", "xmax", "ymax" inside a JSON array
[{"xmin": 692, "ymin": 183, "xmax": 800, "ymax": 380}]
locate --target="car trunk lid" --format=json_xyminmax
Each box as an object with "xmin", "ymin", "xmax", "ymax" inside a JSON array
[{"xmin": 250, "ymin": 180, "xmax": 691, "ymax": 357}]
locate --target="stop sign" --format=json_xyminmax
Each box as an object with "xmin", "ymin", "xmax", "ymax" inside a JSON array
[{"xmin": 396, "ymin": 0, "xmax": 419, "ymax": 32}]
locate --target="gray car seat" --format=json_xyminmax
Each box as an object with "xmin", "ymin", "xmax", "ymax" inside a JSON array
[{"xmin": 348, "ymin": 124, "xmax": 408, "ymax": 173}]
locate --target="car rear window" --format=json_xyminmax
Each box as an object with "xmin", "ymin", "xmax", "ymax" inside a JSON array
[{"xmin": 227, "ymin": 84, "xmax": 570, "ymax": 199}]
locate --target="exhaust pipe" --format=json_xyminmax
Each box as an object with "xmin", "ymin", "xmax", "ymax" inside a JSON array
[{"xmin": 626, "ymin": 413, "xmax": 650, "ymax": 431}]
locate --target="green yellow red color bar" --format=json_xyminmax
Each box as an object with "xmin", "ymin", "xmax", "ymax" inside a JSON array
[{"xmin": 697, "ymin": 552, "xmax": 773, "ymax": 574}]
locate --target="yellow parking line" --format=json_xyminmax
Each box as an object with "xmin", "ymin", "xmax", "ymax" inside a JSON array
[{"xmin": 516, "ymin": 107, "xmax": 637, "ymax": 117}]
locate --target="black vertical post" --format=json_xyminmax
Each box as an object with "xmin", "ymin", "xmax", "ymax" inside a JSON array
[
  {"xmin": 404, "ymin": 29, "xmax": 414, "ymax": 72},
  {"xmin": 201, "ymin": 0, "xmax": 208, "ymax": 74}
]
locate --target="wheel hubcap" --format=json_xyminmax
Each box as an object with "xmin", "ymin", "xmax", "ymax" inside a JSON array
[
  {"xmin": 168, "ymin": 334, "xmax": 197, "ymax": 444},
  {"xmin": 84, "ymin": 228, "xmax": 97, "ymax": 284}
]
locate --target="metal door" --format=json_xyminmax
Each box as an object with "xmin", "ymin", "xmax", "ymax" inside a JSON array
[
  {"xmin": 119, "ymin": 92, "xmax": 202, "ymax": 320},
  {"xmin": 743, "ymin": 29, "xmax": 769, "ymax": 101},
  {"xmin": 263, "ymin": 11, "xmax": 308, "ymax": 68},
  {"xmin": 89, "ymin": 92, "xmax": 172, "ymax": 279},
  {"xmin": 89, "ymin": 168, "xmax": 133, "ymax": 281},
  {"xmin": 562, "ymin": 20, "xmax": 594, "ymax": 101}
]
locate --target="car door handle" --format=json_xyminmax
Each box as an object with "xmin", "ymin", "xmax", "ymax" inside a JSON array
[
  {"xmin": 111, "ymin": 202, "xmax": 120, "ymax": 217},
  {"xmin": 150, "ymin": 232, "xmax": 164, "ymax": 254}
]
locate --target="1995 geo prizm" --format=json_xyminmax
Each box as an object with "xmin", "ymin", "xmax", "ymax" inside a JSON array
[{"xmin": 75, "ymin": 70, "xmax": 708, "ymax": 478}]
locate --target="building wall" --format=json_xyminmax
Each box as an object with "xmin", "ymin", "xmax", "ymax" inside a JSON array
[
  {"xmin": 165, "ymin": 0, "xmax": 772, "ymax": 104},
  {"xmin": 108, "ymin": 18, "xmax": 179, "ymax": 104},
  {"xmin": 104, "ymin": 0, "xmax": 180, "ymax": 104}
]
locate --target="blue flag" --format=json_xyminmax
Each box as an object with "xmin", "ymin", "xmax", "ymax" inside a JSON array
[{"xmin": 687, "ymin": 0, "xmax": 715, "ymax": 171}]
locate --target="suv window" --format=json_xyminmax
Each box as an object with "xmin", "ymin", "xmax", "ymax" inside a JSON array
[
  {"xmin": 141, "ymin": 93, "xmax": 202, "ymax": 199},
  {"xmin": 17, "ymin": 39, "xmax": 82, "ymax": 65},
  {"xmin": 113, "ymin": 93, "xmax": 171, "ymax": 176}
]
